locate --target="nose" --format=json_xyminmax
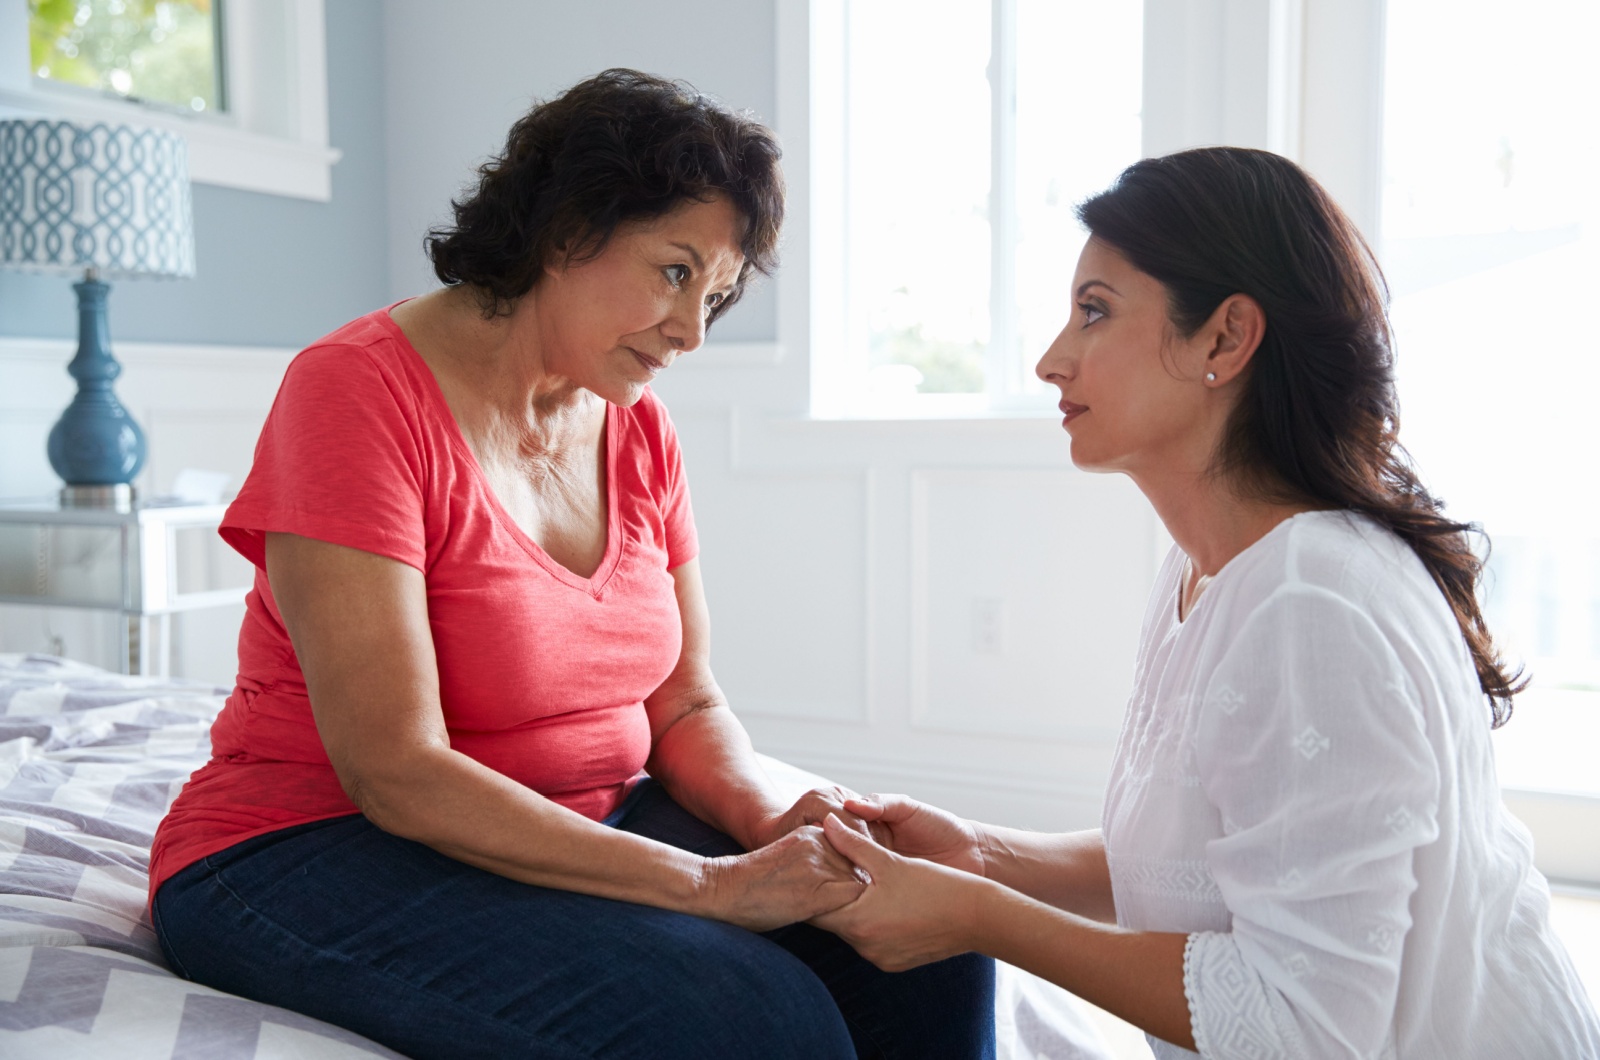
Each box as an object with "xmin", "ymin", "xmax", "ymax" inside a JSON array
[
  {"xmin": 1035, "ymin": 322, "xmax": 1075, "ymax": 388},
  {"xmin": 662, "ymin": 299, "xmax": 708, "ymax": 354}
]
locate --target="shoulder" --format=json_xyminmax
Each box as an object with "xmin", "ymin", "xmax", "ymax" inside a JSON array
[
  {"xmin": 275, "ymin": 310, "xmax": 433, "ymax": 421},
  {"xmin": 1224, "ymin": 510, "xmax": 1440, "ymax": 619},
  {"xmin": 1201, "ymin": 511, "xmax": 1468, "ymax": 692}
]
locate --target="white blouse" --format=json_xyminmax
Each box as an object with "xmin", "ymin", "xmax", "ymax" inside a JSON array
[{"xmin": 1102, "ymin": 511, "xmax": 1600, "ymax": 1059}]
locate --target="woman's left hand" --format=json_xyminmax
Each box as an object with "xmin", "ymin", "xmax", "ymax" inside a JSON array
[
  {"xmin": 754, "ymin": 786, "xmax": 880, "ymax": 849},
  {"xmin": 811, "ymin": 813, "xmax": 990, "ymax": 972}
]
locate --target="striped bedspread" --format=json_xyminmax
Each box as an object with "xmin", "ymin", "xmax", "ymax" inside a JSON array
[{"xmin": 0, "ymin": 654, "xmax": 402, "ymax": 1058}]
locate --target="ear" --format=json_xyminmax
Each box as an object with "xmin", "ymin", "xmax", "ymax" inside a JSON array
[{"xmin": 1198, "ymin": 293, "xmax": 1266, "ymax": 387}]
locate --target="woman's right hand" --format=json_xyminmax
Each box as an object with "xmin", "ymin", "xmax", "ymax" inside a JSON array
[
  {"xmin": 696, "ymin": 824, "xmax": 867, "ymax": 931},
  {"xmin": 842, "ymin": 795, "xmax": 987, "ymax": 877}
]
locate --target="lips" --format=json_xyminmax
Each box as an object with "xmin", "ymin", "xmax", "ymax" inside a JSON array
[
  {"xmin": 628, "ymin": 348, "xmax": 672, "ymax": 374},
  {"xmin": 1059, "ymin": 400, "xmax": 1088, "ymax": 424}
]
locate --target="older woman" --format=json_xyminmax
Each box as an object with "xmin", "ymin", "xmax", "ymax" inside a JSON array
[
  {"xmin": 149, "ymin": 70, "xmax": 994, "ymax": 1059},
  {"xmin": 814, "ymin": 148, "xmax": 1600, "ymax": 1059}
]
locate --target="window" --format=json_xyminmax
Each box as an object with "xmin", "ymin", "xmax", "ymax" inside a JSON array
[
  {"xmin": 30, "ymin": 0, "xmax": 223, "ymax": 115},
  {"xmin": 0, "ymin": 0, "xmax": 337, "ymax": 201},
  {"xmin": 808, "ymin": 0, "xmax": 1142, "ymax": 416},
  {"xmin": 1380, "ymin": 0, "xmax": 1600, "ymax": 803}
]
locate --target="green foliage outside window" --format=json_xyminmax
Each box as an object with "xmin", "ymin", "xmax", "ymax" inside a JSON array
[
  {"xmin": 870, "ymin": 325, "xmax": 986, "ymax": 393},
  {"xmin": 29, "ymin": 0, "xmax": 221, "ymax": 113}
]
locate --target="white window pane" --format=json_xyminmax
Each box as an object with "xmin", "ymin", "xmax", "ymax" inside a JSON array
[
  {"xmin": 828, "ymin": 0, "xmax": 1141, "ymax": 409},
  {"xmin": 847, "ymin": 0, "xmax": 993, "ymax": 395},
  {"xmin": 1013, "ymin": 0, "xmax": 1141, "ymax": 390},
  {"xmin": 1382, "ymin": 0, "xmax": 1600, "ymax": 795}
]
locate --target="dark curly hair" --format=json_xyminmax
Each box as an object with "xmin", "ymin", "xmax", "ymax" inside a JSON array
[
  {"xmin": 1079, "ymin": 147, "xmax": 1525, "ymax": 725},
  {"xmin": 426, "ymin": 68, "xmax": 784, "ymax": 323}
]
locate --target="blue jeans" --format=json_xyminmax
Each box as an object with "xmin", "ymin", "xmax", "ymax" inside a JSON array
[{"xmin": 153, "ymin": 780, "xmax": 996, "ymax": 1059}]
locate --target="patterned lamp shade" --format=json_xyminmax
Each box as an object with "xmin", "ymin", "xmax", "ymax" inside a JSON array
[{"xmin": 0, "ymin": 120, "xmax": 194, "ymax": 279}]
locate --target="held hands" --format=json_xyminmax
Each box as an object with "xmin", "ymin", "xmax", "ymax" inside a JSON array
[
  {"xmin": 813, "ymin": 814, "xmax": 991, "ymax": 972},
  {"xmin": 696, "ymin": 824, "xmax": 866, "ymax": 932},
  {"xmin": 754, "ymin": 785, "xmax": 883, "ymax": 849},
  {"xmin": 694, "ymin": 786, "xmax": 909, "ymax": 933},
  {"xmin": 697, "ymin": 787, "xmax": 988, "ymax": 940},
  {"xmin": 842, "ymin": 794, "xmax": 987, "ymax": 876}
]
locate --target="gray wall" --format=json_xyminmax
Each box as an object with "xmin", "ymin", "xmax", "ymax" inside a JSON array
[{"xmin": 0, "ymin": 0, "xmax": 390, "ymax": 348}]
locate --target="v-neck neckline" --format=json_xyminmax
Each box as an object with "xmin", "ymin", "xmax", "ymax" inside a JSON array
[{"xmin": 379, "ymin": 304, "xmax": 624, "ymax": 596}]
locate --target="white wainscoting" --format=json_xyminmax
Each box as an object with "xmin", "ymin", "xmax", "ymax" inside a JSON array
[
  {"xmin": 663, "ymin": 403, "xmax": 1165, "ymax": 833},
  {"xmin": 909, "ymin": 468, "xmax": 1152, "ymax": 744}
]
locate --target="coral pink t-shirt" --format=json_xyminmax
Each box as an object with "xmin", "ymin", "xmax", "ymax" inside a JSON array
[{"xmin": 149, "ymin": 307, "xmax": 698, "ymax": 896}]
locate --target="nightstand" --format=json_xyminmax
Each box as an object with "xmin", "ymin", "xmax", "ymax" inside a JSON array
[{"xmin": 0, "ymin": 498, "xmax": 252, "ymax": 676}]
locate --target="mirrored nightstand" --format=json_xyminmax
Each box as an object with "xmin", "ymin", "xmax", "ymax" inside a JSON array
[{"xmin": 0, "ymin": 498, "xmax": 252, "ymax": 676}]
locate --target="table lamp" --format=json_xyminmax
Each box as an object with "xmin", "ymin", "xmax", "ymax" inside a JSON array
[{"xmin": 0, "ymin": 119, "xmax": 195, "ymax": 509}]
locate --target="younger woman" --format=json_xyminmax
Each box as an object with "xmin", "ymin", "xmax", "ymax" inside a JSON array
[{"xmin": 815, "ymin": 147, "xmax": 1600, "ymax": 1059}]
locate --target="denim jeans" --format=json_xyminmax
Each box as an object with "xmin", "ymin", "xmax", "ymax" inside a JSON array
[{"xmin": 153, "ymin": 780, "xmax": 996, "ymax": 1059}]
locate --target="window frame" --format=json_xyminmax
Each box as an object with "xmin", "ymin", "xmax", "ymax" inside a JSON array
[{"xmin": 0, "ymin": 0, "xmax": 339, "ymax": 202}]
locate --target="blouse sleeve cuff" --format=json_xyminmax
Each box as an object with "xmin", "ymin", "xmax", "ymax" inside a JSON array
[{"xmin": 1184, "ymin": 930, "xmax": 1308, "ymax": 1058}]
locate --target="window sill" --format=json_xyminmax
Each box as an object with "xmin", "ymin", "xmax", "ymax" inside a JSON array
[
  {"xmin": 768, "ymin": 411, "xmax": 1067, "ymax": 442},
  {"xmin": 808, "ymin": 390, "xmax": 1061, "ymax": 422}
]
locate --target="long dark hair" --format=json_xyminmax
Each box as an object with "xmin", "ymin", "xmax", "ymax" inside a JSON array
[
  {"xmin": 1079, "ymin": 147, "xmax": 1523, "ymax": 724},
  {"xmin": 427, "ymin": 68, "xmax": 784, "ymax": 322}
]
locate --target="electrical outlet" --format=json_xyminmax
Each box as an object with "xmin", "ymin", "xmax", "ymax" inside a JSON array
[{"xmin": 971, "ymin": 597, "xmax": 1006, "ymax": 655}]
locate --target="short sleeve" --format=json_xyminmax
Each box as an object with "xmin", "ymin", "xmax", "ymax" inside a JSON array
[
  {"xmin": 220, "ymin": 344, "xmax": 428, "ymax": 571},
  {"xmin": 1188, "ymin": 586, "xmax": 1442, "ymax": 1059},
  {"xmin": 654, "ymin": 399, "xmax": 698, "ymax": 568}
]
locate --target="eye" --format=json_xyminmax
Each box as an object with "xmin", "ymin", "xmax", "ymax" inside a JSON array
[
  {"xmin": 1078, "ymin": 301, "xmax": 1105, "ymax": 326},
  {"xmin": 663, "ymin": 264, "xmax": 690, "ymax": 288},
  {"xmin": 704, "ymin": 291, "xmax": 727, "ymax": 312}
]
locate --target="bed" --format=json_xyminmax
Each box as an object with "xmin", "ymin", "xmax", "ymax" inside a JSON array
[{"xmin": 0, "ymin": 653, "xmax": 1117, "ymax": 1059}]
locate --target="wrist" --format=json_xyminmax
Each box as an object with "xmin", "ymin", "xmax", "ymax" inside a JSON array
[
  {"xmin": 738, "ymin": 804, "xmax": 785, "ymax": 851},
  {"xmin": 971, "ymin": 820, "xmax": 998, "ymax": 879},
  {"xmin": 958, "ymin": 872, "xmax": 1006, "ymax": 953},
  {"xmin": 687, "ymin": 852, "xmax": 726, "ymax": 918}
]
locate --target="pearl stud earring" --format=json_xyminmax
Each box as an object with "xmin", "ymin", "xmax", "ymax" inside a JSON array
[{"xmin": 1205, "ymin": 372, "xmax": 1217, "ymax": 383}]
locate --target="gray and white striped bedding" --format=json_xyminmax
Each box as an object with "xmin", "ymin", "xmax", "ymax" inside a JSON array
[
  {"xmin": 0, "ymin": 654, "xmax": 403, "ymax": 1058},
  {"xmin": 0, "ymin": 652, "xmax": 1115, "ymax": 1060}
]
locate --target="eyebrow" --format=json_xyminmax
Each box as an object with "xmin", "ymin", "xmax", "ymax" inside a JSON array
[
  {"xmin": 669, "ymin": 241, "xmax": 706, "ymax": 271},
  {"xmin": 1075, "ymin": 280, "xmax": 1121, "ymax": 298}
]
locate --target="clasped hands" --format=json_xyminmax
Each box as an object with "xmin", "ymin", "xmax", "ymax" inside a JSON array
[{"xmin": 702, "ymin": 786, "xmax": 993, "ymax": 972}]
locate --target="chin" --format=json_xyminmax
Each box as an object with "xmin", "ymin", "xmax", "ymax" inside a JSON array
[
  {"xmin": 1067, "ymin": 439, "xmax": 1115, "ymax": 475},
  {"xmin": 595, "ymin": 378, "xmax": 650, "ymax": 407}
]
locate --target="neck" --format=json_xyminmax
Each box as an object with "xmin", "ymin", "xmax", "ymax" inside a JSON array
[
  {"xmin": 412, "ymin": 285, "xmax": 593, "ymax": 421},
  {"xmin": 1134, "ymin": 464, "xmax": 1314, "ymax": 577}
]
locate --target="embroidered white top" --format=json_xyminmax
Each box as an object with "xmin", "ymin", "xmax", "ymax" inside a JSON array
[{"xmin": 1103, "ymin": 510, "xmax": 1600, "ymax": 1059}]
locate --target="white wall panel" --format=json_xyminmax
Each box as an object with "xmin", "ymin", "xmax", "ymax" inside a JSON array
[
  {"xmin": 697, "ymin": 468, "xmax": 872, "ymax": 723},
  {"xmin": 910, "ymin": 468, "xmax": 1155, "ymax": 741}
]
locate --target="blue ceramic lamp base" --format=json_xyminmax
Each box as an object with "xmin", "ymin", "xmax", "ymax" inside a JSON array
[{"xmin": 46, "ymin": 272, "xmax": 147, "ymax": 508}]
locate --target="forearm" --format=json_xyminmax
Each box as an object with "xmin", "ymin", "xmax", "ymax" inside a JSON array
[
  {"xmin": 969, "ymin": 879, "xmax": 1193, "ymax": 1051},
  {"xmin": 356, "ymin": 745, "xmax": 707, "ymax": 914},
  {"xmin": 645, "ymin": 703, "xmax": 785, "ymax": 849},
  {"xmin": 978, "ymin": 825, "xmax": 1117, "ymax": 921}
]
